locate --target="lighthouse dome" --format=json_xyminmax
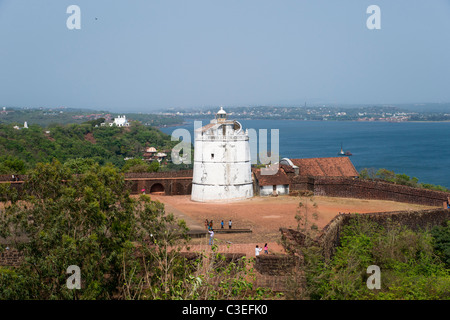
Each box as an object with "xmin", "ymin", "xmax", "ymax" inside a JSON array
[
  {"xmin": 216, "ymin": 107, "xmax": 227, "ymax": 122},
  {"xmin": 217, "ymin": 107, "xmax": 226, "ymax": 114}
]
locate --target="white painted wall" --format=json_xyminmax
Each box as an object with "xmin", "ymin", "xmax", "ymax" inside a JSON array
[
  {"xmin": 260, "ymin": 185, "xmax": 274, "ymax": 197},
  {"xmin": 191, "ymin": 115, "xmax": 253, "ymax": 202},
  {"xmin": 276, "ymin": 184, "xmax": 289, "ymax": 195},
  {"xmin": 191, "ymin": 183, "xmax": 254, "ymax": 202},
  {"xmin": 259, "ymin": 184, "xmax": 290, "ymax": 197}
]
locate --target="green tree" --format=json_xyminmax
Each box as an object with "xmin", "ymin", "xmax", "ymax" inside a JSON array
[
  {"xmin": 431, "ymin": 221, "xmax": 450, "ymax": 268},
  {"xmin": 62, "ymin": 158, "xmax": 97, "ymax": 174},
  {"xmin": 0, "ymin": 160, "xmax": 263, "ymax": 300},
  {"xmin": 298, "ymin": 216, "xmax": 450, "ymax": 300},
  {"xmin": 358, "ymin": 168, "xmax": 377, "ymax": 180},
  {"xmin": 394, "ymin": 173, "xmax": 411, "ymax": 186},
  {"xmin": 0, "ymin": 122, "xmax": 176, "ymax": 173},
  {"xmin": 0, "ymin": 161, "xmax": 136, "ymax": 299},
  {"xmin": 83, "ymin": 118, "xmax": 105, "ymax": 127},
  {"xmin": 121, "ymin": 158, "xmax": 148, "ymax": 173},
  {"xmin": 375, "ymin": 168, "xmax": 395, "ymax": 182},
  {"xmin": 0, "ymin": 156, "xmax": 26, "ymax": 174},
  {"xmin": 148, "ymin": 160, "xmax": 160, "ymax": 172},
  {"xmin": 121, "ymin": 158, "xmax": 160, "ymax": 173}
]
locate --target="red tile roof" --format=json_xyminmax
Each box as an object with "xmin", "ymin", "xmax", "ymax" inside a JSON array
[
  {"xmin": 254, "ymin": 167, "xmax": 291, "ymax": 186},
  {"xmin": 289, "ymin": 157, "xmax": 358, "ymax": 177},
  {"xmin": 280, "ymin": 163, "xmax": 295, "ymax": 174}
]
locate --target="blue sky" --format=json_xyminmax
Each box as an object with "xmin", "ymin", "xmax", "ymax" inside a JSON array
[{"xmin": 0, "ymin": 0, "xmax": 449, "ymax": 112}]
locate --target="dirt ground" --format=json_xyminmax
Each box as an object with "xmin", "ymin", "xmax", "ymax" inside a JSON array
[{"xmin": 148, "ymin": 194, "xmax": 436, "ymax": 256}]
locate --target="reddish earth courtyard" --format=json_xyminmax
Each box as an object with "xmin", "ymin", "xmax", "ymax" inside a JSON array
[{"xmin": 146, "ymin": 194, "xmax": 436, "ymax": 256}]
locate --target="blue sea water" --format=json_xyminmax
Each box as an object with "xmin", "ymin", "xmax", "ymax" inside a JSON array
[{"xmin": 160, "ymin": 120, "xmax": 450, "ymax": 189}]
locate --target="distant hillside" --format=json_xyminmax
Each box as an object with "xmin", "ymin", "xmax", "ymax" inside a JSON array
[
  {"xmin": 162, "ymin": 103, "xmax": 450, "ymax": 121},
  {"xmin": 0, "ymin": 121, "xmax": 179, "ymax": 173},
  {"xmin": 394, "ymin": 103, "xmax": 450, "ymax": 113},
  {"xmin": 0, "ymin": 107, "xmax": 184, "ymax": 127}
]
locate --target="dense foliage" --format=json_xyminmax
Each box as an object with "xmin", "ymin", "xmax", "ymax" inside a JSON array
[
  {"xmin": 431, "ymin": 221, "xmax": 450, "ymax": 268},
  {"xmin": 359, "ymin": 168, "xmax": 449, "ymax": 192},
  {"xmin": 298, "ymin": 217, "xmax": 450, "ymax": 300},
  {"xmin": 0, "ymin": 122, "xmax": 181, "ymax": 173},
  {"xmin": 0, "ymin": 107, "xmax": 183, "ymax": 127},
  {"xmin": 0, "ymin": 161, "xmax": 268, "ymax": 300}
]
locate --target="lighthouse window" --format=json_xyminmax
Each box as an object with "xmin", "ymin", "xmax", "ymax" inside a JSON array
[{"xmin": 211, "ymin": 153, "xmax": 214, "ymax": 159}]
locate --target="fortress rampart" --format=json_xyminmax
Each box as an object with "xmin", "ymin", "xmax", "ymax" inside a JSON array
[
  {"xmin": 0, "ymin": 171, "xmax": 194, "ymax": 197},
  {"xmin": 281, "ymin": 208, "xmax": 450, "ymax": 262},
  {"xmin": 312, "ymin": 177, "xmax": 448, "ymax": 207},
  {"xmin": 2, "ymin": 169, "xmax": 450, "ymax": 292},
  {"xmin": 288, "ymin": 176, "xmax": 449, "ymax": 207},
  {"xmin": 124, "ymin": 171, "xmax": 193, "ymax": 195},
  {"xmin": 2, "ymin": 172, "xmax": 449, "ymax": 207}
]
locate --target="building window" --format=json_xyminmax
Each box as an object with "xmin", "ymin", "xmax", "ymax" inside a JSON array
[{"xmin": 211, "ymin": 153, "xmax": 214, "ymax": 159}]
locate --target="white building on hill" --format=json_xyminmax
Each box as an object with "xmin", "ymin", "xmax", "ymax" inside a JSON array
[
  {"xmin": 109, "ymin": 115, "xmax": 130, "ymax": 127},
  {"xmin": 191, "ymin": 107, "xmax": 253, "ymax": 202}
]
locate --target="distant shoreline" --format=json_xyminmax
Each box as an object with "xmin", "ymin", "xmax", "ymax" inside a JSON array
[
  {"xmin": 176, "ymin": 118, "xmax": 450, "ymax": 124},
  {"xmin": 154, "ymin": 121, "xmax": 189, "ymax": 129},
  {"xmin": 407, "ymin": 120, "xmax": 450, "ymax": 123}
]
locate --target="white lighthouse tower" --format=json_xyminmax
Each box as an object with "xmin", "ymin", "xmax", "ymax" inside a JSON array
[{"xmin": 191, "ymin": 107, "xmax": 253, "ymax": 202}]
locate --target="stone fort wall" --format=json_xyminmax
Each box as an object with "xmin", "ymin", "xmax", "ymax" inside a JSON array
[
  {"xmin": 283, "ymin": 208, "xmax": 450, "ymax": 261},
  {"xmin": 289, "ymin": 176, "xmax": 449, "ymax": 207},
  {"xmin": 2, "ymin": 171, "xmax": 449, "ymax": 206},
  {"xmin": 123, "ymin": 172, "xmax": 450, "ymax": 204},
  {"xmin": 0, "ymin": 171, "xmax": 195, "ymax": 197},
  {"xmin": 124, "ymin": 171, "xmax": 193, "ymax": 179}
]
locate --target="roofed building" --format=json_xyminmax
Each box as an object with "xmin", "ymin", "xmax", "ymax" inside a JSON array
[
  {"xmin": 109, "ymin": 115, "xmax": 130, "ymax": 127},
  {"xmin": 156, "ymin": 152, "xmax": 167, "ymax": 162},
  {"xmin": 146, "ymin": 147, "xmax": 157, "ymax": 154},
  {"xmin": 143, "ymin": 147, "xmax": 157, "ymax": 161},
  {"xmin": 253, "ymin": 167, "xmax": 290, "ymax": 196},
  {"xmin": 280, "ymin": 157, "xmax": 358, "ymax": 178},
  {"xmin": 253, "ymin": 156, "xmax": 359, "ymax": 196}
]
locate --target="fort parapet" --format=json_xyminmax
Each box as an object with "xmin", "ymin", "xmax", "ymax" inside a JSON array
[
  {"xmin": 124, "ymin": 170, "xmax": 193, "ymax": 195},
  {"xmin": 281, "ymin": 208, "xmax": 450, "ymax": 261},
  {"xmin": 311, "ymin": 177, "xmax": 448, "ymax": 207},
  {"xmin": 2, "ymin": 170, "xmax": 449, "ymax": 207},
  {"xmin": 0, "ymin": 171, "xmax": 194, "ymax": 197}
]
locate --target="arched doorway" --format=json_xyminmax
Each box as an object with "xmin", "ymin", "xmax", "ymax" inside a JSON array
[
  {"xmin": 174, "ymin": 183, "xmax": 184, "ymax": 195},
  {"xmin": 150, "ymin": 183, "xmax": 165, "ymax": 195}
]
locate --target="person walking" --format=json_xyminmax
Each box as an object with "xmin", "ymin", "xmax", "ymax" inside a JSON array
[
  {"xmin": 264, "ymin": 243, "xmax": 269, "ymax": 254},
  {"xmin": 228, "ymin": 219, "xmax": 232, "ymax": 229},
  {"xmin": 221, "ymin": 220, "xmax": 224, "ymax": 229},
  {"xmin": 255, "ymin": 245, "xmax": 262, "ymax": 256},
  {"xmin": 209, "ymin": 220, "xmax": 213, "ymax": 230},
  {"xmin": 208, "ymin": 229, "xmax": 214, "ymax": 246}
]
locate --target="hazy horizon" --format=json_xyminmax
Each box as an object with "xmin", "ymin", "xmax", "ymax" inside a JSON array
[{"xmin": 1, "ymin": 0, "xmax": 450, "ymax": 113}]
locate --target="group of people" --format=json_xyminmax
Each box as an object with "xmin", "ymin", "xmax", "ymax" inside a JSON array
[
  {"xmin": 205, "ymin": 219, "xmax": 233, "ymax": 246},
  {"xmin": 255, "ymin": 243, "xmax": 269, "ymax": 256},
  {"xmin": 204, "ymin": 219, "xmax": 269, "ymax": 255},
  {"xmin": 205, "ymin": 219, "xmax": 232, "ymax": 231}
]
